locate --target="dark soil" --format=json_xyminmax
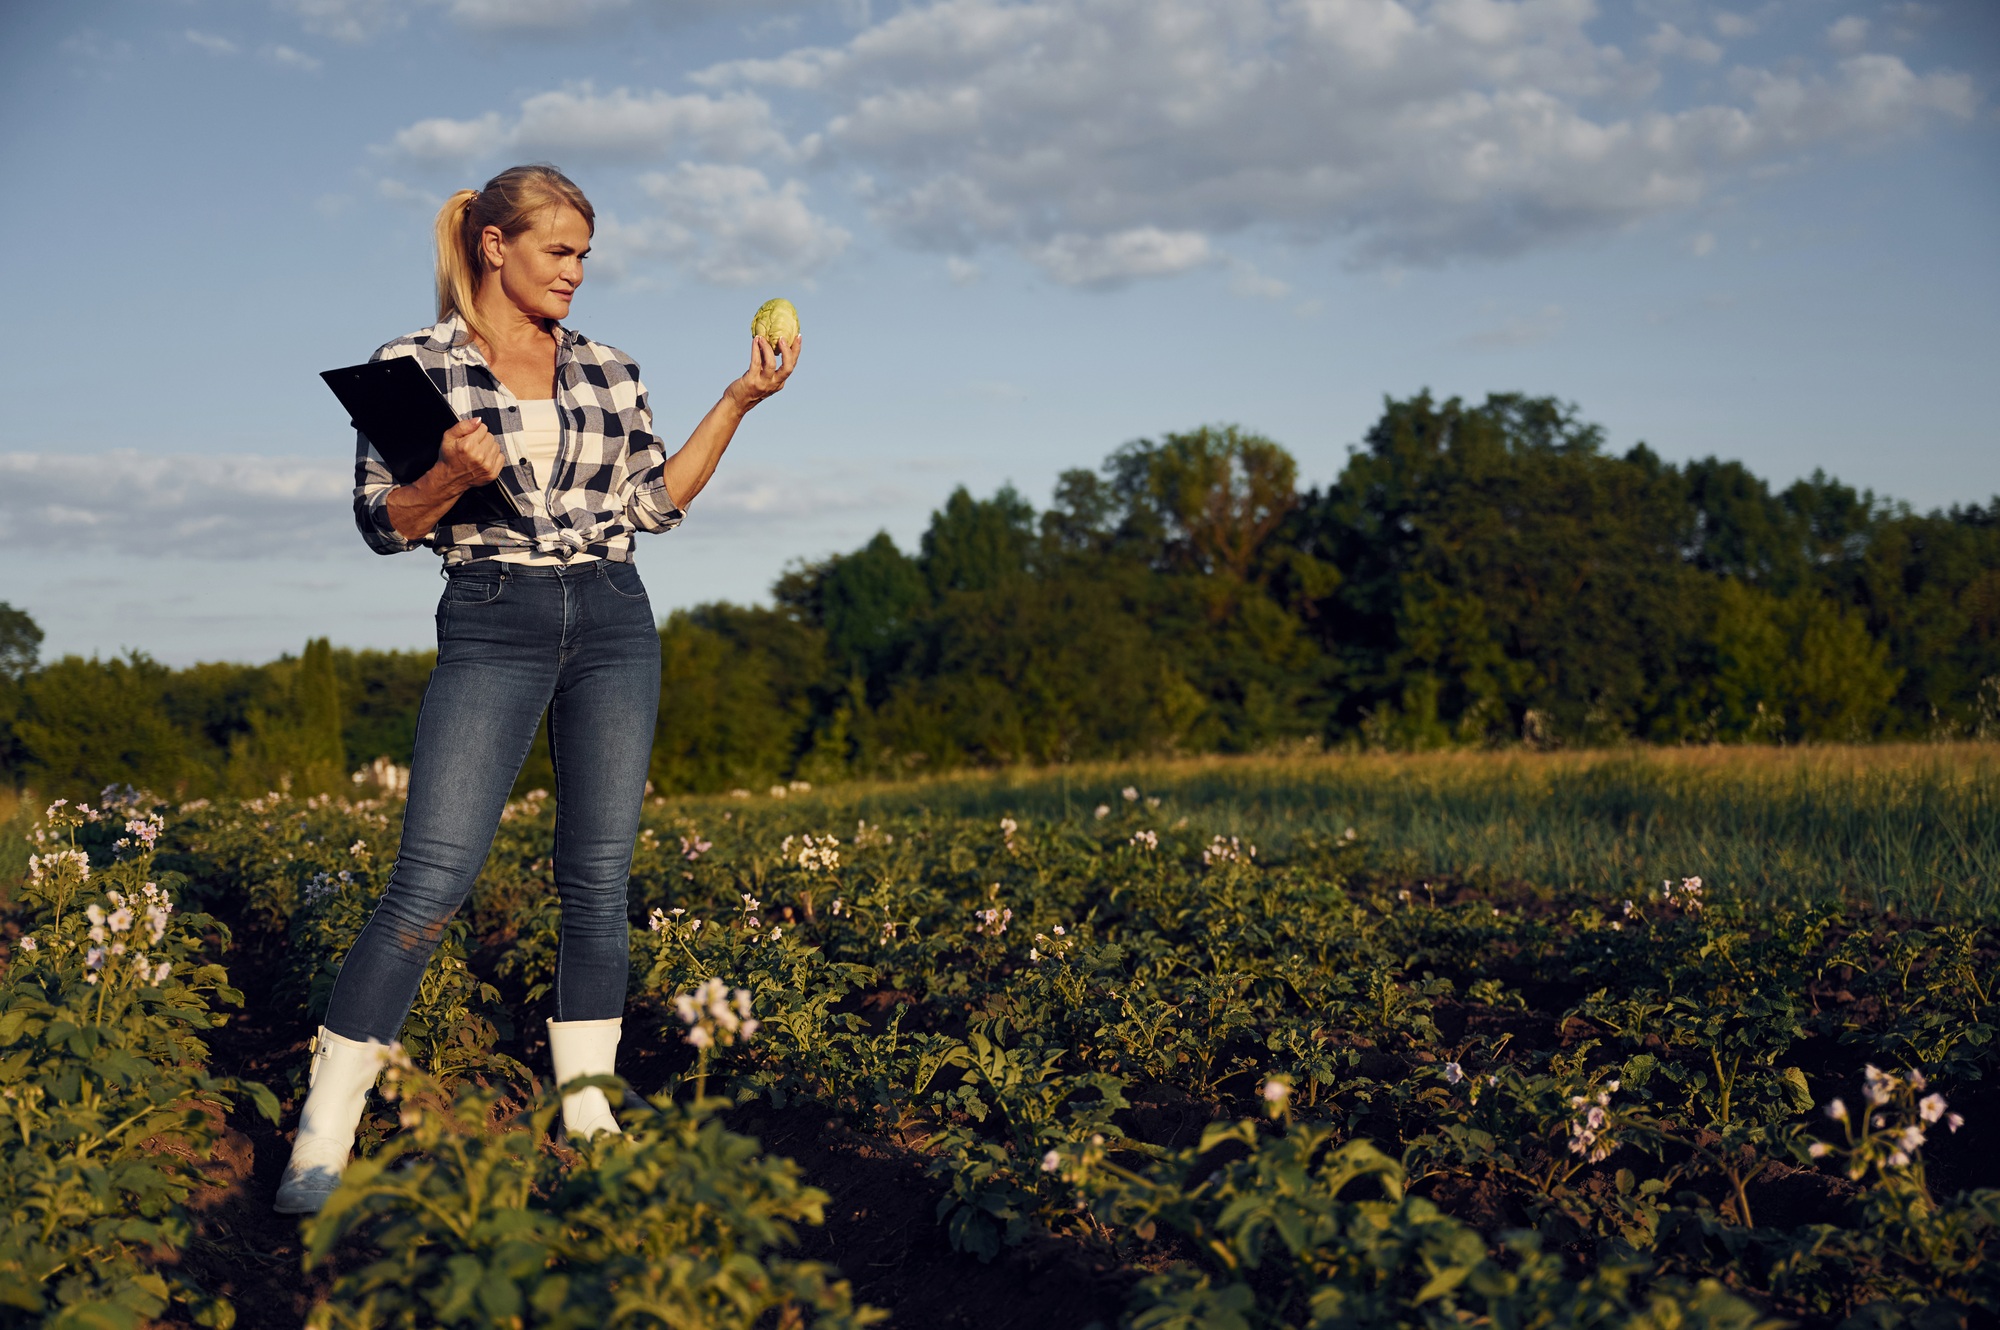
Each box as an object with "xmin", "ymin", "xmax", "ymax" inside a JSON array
[
  {"xmin": 169, "ymin": 881, "xmax": 2000, "ymax": 1329},
  {"xmin": 183, "ymin": 930, "xmax": 1132, "ymax": 1330}
]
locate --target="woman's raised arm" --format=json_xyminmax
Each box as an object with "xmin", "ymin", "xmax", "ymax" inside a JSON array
[{"xmin": 658, "ymin": 334, "xmax": 801, "ymax": 509}]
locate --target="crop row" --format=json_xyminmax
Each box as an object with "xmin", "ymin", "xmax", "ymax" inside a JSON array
[{"xmin": 4, "ymin": 783, "xmax": 1997, "ymax": 1327}]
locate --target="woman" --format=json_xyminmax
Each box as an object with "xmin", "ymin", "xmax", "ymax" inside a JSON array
[{"xmin": 275, "ymin": 164, "xmax": 799, "ymax": 1215}]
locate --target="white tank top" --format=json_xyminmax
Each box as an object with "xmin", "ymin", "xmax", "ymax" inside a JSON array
[{"xmin": 494, "ymin": 399, "xmax": 602, "ymax": 566}]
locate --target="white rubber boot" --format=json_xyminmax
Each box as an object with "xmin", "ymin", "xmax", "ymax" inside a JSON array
[
  {"xmin": 274, "ymin": 1026, "xmax": 391, "ymax": 1215},
  {"xmin": 548, "ymin": 1016, "xmax": 623, "ymax": 1137}
]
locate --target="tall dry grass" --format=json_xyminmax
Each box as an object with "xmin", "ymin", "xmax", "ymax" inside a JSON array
[{"xmin": 697, "ymin": 743, "xmax": 2000, "ymax": 921}]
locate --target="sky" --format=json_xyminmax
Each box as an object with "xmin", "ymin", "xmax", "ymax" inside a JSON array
[{"xmin": 1, "ymin": 0, "xmax": 1996, "ymax": 667}]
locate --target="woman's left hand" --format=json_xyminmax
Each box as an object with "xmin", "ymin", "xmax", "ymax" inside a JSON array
[{"xmin": 726, "ymin": 334, "xmax": 802, "ymax": 413}]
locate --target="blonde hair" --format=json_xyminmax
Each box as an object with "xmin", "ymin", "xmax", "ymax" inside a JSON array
[{"xmin": 434, "ymin": 164, "xmax": 595, "ymax": 348}]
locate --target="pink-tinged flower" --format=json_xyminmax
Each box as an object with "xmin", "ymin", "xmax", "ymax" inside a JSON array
[
  {"xmin": 1121, "ymin": 787, "xmax": 1138, "ymax": 802},
  {"xmin": 1897, "ymin": 1125, "xmax": 1925, "ymax": 1152},
  {"xmin": 1093, "ymin": 805, "xmax": 1110, "ymax": 820},
  {"xmin": 1041, "ymin": 1149, "xmax": 1062, "ymax": 1173},
  {"xmin": 1946, "ymin": 1113, "xmax": 1965, "ymax": 1133},
  {"xmin": 685, "ymin": 1026, "xmax": 713, "ymax": 1049},
  {"xmin": 1825, "ymin": 1098, "xmax": 1849, "ymax": 1122},
  {"xmin": 1262, "ymin": 1079, "xmax": 1290, "ymax": 1104},
  {"xmin": 1443, "ymin": 1062, "xmax": 1465, "ymax": 1085},
  {"xmin": 1807, "ymin": 1142, "xmax": 1831, "ymax": 1158},
  {"xmin": 17, "ymin": 936, "xmax": 35, "ymax": 953},
  {"xmin": 1920, "ymin": 1093, "xmax": 1947, "ymax": 1124},
  {"xmin": 153, "ymin": 962, "xmax": 172, "ymax": 984}
]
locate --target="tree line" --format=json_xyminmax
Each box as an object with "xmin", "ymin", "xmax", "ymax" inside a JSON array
[{"xmin": 4, "ymin": 391, "xmax": 1997, "ymax": 800}]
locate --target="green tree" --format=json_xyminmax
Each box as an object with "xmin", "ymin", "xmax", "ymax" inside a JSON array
[
  {"xmin": 919, "ymin": 486, "xmax": 1035, "ymax": 596},
  {"xmin": 0, "ymin": 603, "xmax": 42, "ymax": 682},
  {"xmin": 1312, "ymin": 392, "xmax": 1709, "ymax": 745},
  {"xmin": 652, "ymin": 606, "xmax": 823, "ymax": 793},
  {"xmin": 14, "ymin": 654, "xmax": 187, "ymax": 797},
  {"xmin": 236, "ymin": 638, "xmax": 347, "ymax": 794},
  {"xmin": 797, "ymin": 532, "xmax": 928, "ymax": 691},
  {"xmin": 1108, "ymin": 425, "xmax": 1300, "ymax": 586}
]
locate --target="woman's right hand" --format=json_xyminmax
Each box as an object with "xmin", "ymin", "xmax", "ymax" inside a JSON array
[
  {"xmin": 385, "ymin": 419, "xmax": 506, "ymax": 541},
  {"xmin": 435, "ymin": 418, "xmax": 506, "ymax": 494}
]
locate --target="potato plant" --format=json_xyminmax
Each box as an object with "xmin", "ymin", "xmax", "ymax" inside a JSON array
[
  {"xmin": 8, "ymin": 780, "xmax": 1997, "ymax": 1328},
  {"xmin": 1, "ymin": 795, "xmax": 276, "ymax": 1328}
]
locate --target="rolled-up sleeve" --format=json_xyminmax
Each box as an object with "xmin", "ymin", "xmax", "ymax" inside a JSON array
[
  {"xmin": 620, "ymin": 382, "xmax": 685, "ymax": 534},
  {"xmin": 353, "ymin": 431, "xmax": 418, "ymax": 555}
]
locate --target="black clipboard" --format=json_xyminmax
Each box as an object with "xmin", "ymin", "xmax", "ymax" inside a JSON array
[{"xmin": 321, "ymin": 357, "xmax": 520, "ymax": 527}]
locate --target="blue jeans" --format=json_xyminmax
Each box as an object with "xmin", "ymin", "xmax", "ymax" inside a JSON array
[{"xmin": 323, "ymin": 559, "xmax": 661, "ymax": 1044}]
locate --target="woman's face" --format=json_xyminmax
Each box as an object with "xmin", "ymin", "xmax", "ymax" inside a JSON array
[{"xmin": 484, "ymin": 205, "xmax": 591, "ymax": 324}]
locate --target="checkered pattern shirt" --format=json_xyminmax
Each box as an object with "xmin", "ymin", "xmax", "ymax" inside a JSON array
[{"xmin": 352, "ymin": 313, "xmax": 684, "ymax": 565}]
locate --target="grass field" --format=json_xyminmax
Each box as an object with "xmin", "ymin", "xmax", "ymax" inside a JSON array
[
  {"xmin": 679, "ymin": 742, "xmax": 2000, "ymax": 921},
  {"xmin": 3, "ymin": 744, "xmax": 1995, "ymax": 1327},
  {"xmin": 7, "ymin": 742, "xmax": 1994, "ymax": 917}
]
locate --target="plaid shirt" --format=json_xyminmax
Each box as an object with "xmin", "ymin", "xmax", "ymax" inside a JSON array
[{"xmin": 352, "ymin": 313, "xmax": 684, "ymax": 564}]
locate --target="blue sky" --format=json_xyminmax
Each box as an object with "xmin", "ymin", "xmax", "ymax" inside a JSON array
[{"xmin": 1, "ymin": 0, "xmax": 1995, "ymax": 666}]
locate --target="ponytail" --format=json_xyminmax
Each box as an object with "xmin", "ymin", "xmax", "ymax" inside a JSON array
[
  {"xmin": 433, "ymin": 189, "xmax": 482, "ymax": 344},
  {"xmin": 430, "ymin": 165, "xmax": 595, "ymax": 350}
]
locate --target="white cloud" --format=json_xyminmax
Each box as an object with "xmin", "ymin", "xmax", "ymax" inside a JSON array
[
  {"xmin": 946, "ymin": 256, "xmax": 982, "ymax": 285},
  {"xmin": 268, "ymin": 44, "xmax": 323, "ymax": 70},
  {"xmin": 1226, "ymin": 258, "xmax": 1291, "ymax": 301},
  {"xmin": 282, "ymin": 0, "xmax": 405, "ymax": 43},
  {"xmin": 1690, "ymin": 230, "xmax": 1717, "ymax": 257},
  {"xmin": 287, "ymin": 0, "xmax": 818, "ymax": 41},
  {"xmin": 388, "ymin": 112, "xmax": 509, "ymax": 164},
  {"xmin": 694, "ymin": 0, "xmax": 1977, "ymax": 273},
  {"xmin": 674, "ymin": 461, "xmax": 911, "ymax": 525},
  {"xmin": 1827, "ymin": 16, "xmax": 1871, "ymax": 53},
  {"xmin": 361, "ymin": 0, "xmax": 1979, "ymax": 288},
  {"xmin": 385, "ymin": 85, "xmax": 787, "ymax": 166},
  {"xmin": 602, "ymin": 164, "xmax": 850, "ymax": 285},
  {"xmin": 0, "ymin": 454, "xmax": 353, "ymax": 557},
  {"xmin": 0, "ymin": 451, "xmax": 903, "ymax": 560},
  {"xmin": 185, "ymin": 30, "xmax": 239, "ymax": 56},
  {"xmin": 1646, "ymin": 22, "xmax": 1723, "ymax": 64},
  {"xmin": 442, "ymin": 0, "xmax": 636, "ymax": 29},
  {"xmin": 1026, "ymin": 228, "xmax": 1212, "ymax": 288}
]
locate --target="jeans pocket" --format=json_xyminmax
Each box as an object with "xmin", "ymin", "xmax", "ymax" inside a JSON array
[
  {"xmin": 443, "ymin": 574, "xmax": 507, "ymax": 606},
  {"xmin": 602, "ymin": 563, "xmax": 650, "ymax": 602}
]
